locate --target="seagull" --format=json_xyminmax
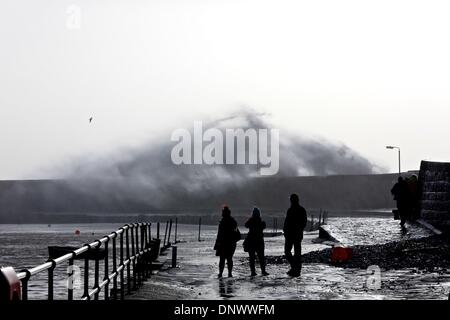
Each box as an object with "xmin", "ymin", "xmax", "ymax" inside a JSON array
[{"xmin": 89, "ymin": 117, "xmax": 93, "ymax": 123}]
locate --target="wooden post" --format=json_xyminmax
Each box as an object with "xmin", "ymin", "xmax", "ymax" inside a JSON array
[
  {"xmin": 167, "ymin": 219, "xmax": 173, "ymax": 246},
  {"xmin": 174, "ymin": 217, "xmax": 178, "ymax": 243},
  {"xmin": 163, "ymin": 221, "xmax": 168, "ymax": 248},
  {"xmin": 156, "ymin": 222, "xmax": 160, "ymax": 240},
  {"xmin": 171, "ymin": 246, "xmax": 177, "ymax": 268}
]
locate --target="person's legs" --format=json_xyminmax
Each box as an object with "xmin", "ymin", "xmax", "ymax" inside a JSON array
[
  {"xmin": 249, "ymin": 250, "xmax": 257, "ymax": 276},
  {"xmin": 257, "ymin": 248, "xmax": 268, "ymax": 275},
  {"xmin": 398, "ymin": 201, "xmax": 407, "ymax": 226},
  {"xmin": 284, "ymin": 239, "xmax": 294, "ymax": 269},
  {"xmin": 293, "ymin": 240, "xmax": 302, "ymax": 273},
  {"xmin": 218, "ymin": 256, "xmax": 225, "ymax": 277},
  {"xmin": 226, "ymin": 256, "xmax": 233, "ymax": 277}
]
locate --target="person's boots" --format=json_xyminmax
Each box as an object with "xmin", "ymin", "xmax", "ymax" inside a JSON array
[
  {"xmin": 218, "ymin": 264, "xmax": 224, "ymax": 278},
  {"xmin": 287, "ymin": 268, "xmax": 301, "ymax": 277},
  {"xmin": 228, "ymin": 262, "xmax": 233, "ymax": 278}
]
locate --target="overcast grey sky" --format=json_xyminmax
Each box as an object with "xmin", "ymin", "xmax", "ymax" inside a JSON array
[{"xmin": 1, "ymin": 0, "xmax": 449, "ymax": 179}]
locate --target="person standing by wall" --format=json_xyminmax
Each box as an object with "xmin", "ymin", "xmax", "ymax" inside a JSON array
[{"xmin": 391, "ymin": 177, "xmax": 411, "ymax": 226}]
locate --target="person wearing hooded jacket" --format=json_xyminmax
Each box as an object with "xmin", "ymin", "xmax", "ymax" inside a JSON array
[
  {"xmin": 244, "ymin": 207, "xmax": 269, "ymax": 277},
  {"xmin": 214, "ymin": 205, "xmax": 239, "ymax": 278}
]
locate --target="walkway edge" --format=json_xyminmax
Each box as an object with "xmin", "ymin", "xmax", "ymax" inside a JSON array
[{"xmin": 416, "ymin": 219, "xmax": 443, "ymax": 235}]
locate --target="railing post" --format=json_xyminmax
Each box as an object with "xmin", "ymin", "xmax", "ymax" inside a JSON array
[
  {"xmin": 167, "ymin": 219, "xmax": 173, "ymax": 246},
  {"xmin": 163, "ymin": 221, "xmax": 169, "ymax": 248},
  {"xmin": 172, "ymin": 246, "xmax": 177, "ymax": 268},
  {"xmin": 156, "ymin": 222, "xmax": 160, "ymax": 240},
  {"xmin": 103, "ymin": 237, "xmax": 110, "ymax": 300},
  {"xmin": 144, "ymin": 224, "xmax": 150, "ymax": 279},
  {"xmin": 94, "ymin": 241, "xmax": 100, "ymax": 300},
  {"xmin": 130, "ymin": 224, "xmax": 136, "ymax": 290},
  {"xmin": 174, "ymin": 218, "xmax": 178, "ymax": 244},
  {"xmin": 20, "ymin": 270, "xmax": 31, "ymax": 301},
  {"xmin": 120, "ymin": 229, "xmax": 125, "ymax": 300},
  {"xmin": 82, "ymin": 247, "xmax": 90, "ymax": 300},
  {"xmin": 141, "ymin": 224, "xmax": 145, "ymax": 254},
  {"xmin": 125, "ymin": 226, "xmax": 131, "ymax": 294},
  {"xmin": 68, "ymin": 257, "xmax": 74, "ymax": 300},
  {"xmin": 135, "ymin": 223, "xmax": 141, "ymax": 286},
  {"xmin": 47, "ymin": 259, "xmax": 56, "ymax": 301},
  {"xmin": 112, "ymin": 232, "xmax": 118, "ymax": 300},
  {"xmin": 140, "ymin": 224, "xmax": 145, "ymax": 281}
]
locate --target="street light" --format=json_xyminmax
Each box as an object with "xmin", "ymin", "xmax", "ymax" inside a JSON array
[{"xmin": 386, "ymin": 145, "xmax": 401, "ymax": 175}]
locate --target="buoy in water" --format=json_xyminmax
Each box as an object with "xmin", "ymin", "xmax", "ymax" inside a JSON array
[{"xmin": 75, "ymin": 229, "xmax": 81, "ymax": 235}]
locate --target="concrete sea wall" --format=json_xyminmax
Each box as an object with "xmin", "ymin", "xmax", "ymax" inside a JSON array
[{"xmin": 419, "ymin": 161, "xmax": 450, "ymax": 230}]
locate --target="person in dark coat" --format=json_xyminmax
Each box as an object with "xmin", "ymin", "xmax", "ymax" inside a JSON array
[
  {"xmin": 214, "ymin": 206, "xmax": 239, "ymax": 278},
  {"xmin": 283, "ymin": 193, "xmax": 307, "ymax": 277},
  {"xmin": 391, "ymin": 176, "xmax": 411, "ymax": 226},
  {"xmin": 244, "ymin": 207, "xmax": 269, "ymax": 277}
]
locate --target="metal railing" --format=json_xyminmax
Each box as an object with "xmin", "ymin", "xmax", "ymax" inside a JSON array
[{"xmin": 15, "ymin": 222, "xmax": 158, "ymax": 301}]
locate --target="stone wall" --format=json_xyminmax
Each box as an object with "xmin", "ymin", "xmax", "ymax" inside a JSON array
[{"xmin": 419, "ymin": 161, "xmax": 450, "ymax": 229}]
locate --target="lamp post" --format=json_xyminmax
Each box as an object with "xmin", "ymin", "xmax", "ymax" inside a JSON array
[{"xmin": 386, "ymin": 146, "xmax": 401, "ymax": 175}]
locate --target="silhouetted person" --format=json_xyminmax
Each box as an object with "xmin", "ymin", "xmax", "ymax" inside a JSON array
[
  {"xmin": 391, "ymin": 177, "xmax": 411, "ymax": 226},
  {"xmin": 214, "ymin": 206, "xmax": 239, "ymax": 278},
  {"xmin": 283, "ymin": 194, "xmax": 307, "ymax": 277},
  {"xmin": 407, "ymin": 174, "xmax": 420, "ymax": 220},
  {"xmin": 244, "ymin": 207, "xmax": 269, "ymax": 277}
]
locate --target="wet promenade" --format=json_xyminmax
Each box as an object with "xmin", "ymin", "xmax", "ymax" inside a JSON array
[{"xmin": 129, "ymin": 218, "xmax": 450, "ymax": 300}]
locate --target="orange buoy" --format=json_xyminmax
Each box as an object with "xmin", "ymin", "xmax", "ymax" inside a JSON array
[
  {"xmin": 75, "ymin": 229, "xmax": 81, "ymax": 235},
  {"xmin": 331, "ymin": 246, "xmax": 353, "ymax": 263}
]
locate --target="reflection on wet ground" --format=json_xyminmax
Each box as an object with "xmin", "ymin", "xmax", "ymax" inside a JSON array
[{"xmin": 218, "ymin": 278, "xmax": 235, "ymax": 298}]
